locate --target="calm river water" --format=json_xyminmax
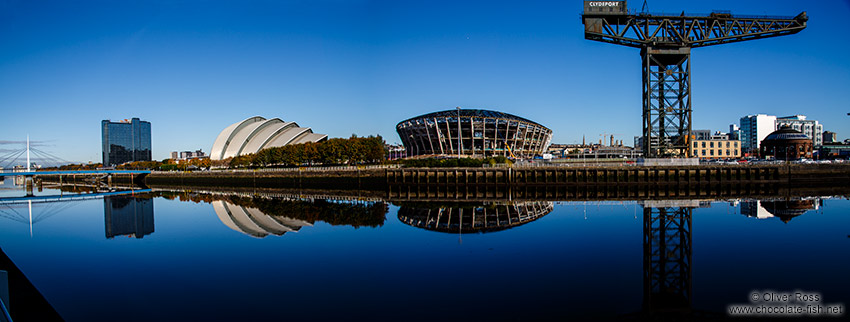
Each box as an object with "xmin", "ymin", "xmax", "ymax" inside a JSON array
[{"xmin": 0, "ymin": 179, "xmax": 847, "ymax": 321}]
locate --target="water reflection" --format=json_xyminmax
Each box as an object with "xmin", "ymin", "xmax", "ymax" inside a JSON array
[
  {"xmin": 104, "ymin": 196, "xmax": 154, "ymax": 239},
  {"xmin": 0, "ymin": 180, "xmax": 847, "ymax": 321},
  {"xmin": 741, "ymin": 199, "xmax": 821, "ymax": 223},
  {"xmin": 639, "ymin": 201, "xmax": 695, "ymax": 318},
  {"xmin": 635, "ymin": 196, "xmax": 829, "ymax": 319},
  {"xmin": 156, "ymin": 190, "xmax": 390, "ymax": 238},
  {"xmin": 212, "ymin": 200, "xmax": 312, "ymax": 238},
  {"xmin": 397, "ymin": 201, "xmax": 554, "ymax": 233}
]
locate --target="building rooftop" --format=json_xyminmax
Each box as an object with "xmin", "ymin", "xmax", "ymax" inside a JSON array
[
  {"xmin": 398, "ymin": 109, "xmax": 545, "ymax": 128},
  {"xmin": 763, "ymin": 126, "xmax": 811, "ymax": 141}
]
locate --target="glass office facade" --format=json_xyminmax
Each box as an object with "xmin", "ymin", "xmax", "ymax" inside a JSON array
[
  {"xmin": 101, "ymin": 118, "xmax": 152, "ymax": 166},
  {"xmin": 104, "ymin": 196, "xmax": 155, "ymax": 239}
]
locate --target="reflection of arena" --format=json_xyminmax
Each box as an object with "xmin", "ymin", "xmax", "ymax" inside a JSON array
[
  {"xmin": 397, "ymin": 201, "xmax": 554, "ymax": 233},
  {"xmin": 396, "ymin": 109, "xmax": 552, "ymax": 158}
]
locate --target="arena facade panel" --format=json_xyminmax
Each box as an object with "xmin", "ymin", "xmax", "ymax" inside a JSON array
[{"xmin": 396, "ymin": 109, "xmax": 552, "ymax": 158}]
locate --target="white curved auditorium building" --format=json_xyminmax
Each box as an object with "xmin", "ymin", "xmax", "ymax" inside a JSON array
[{"xmin": 210, "ymin": 116, "xmax": 327, "ymax": 160}]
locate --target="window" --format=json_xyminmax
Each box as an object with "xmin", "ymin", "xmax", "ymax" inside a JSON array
[
  {"xmin": 701, "ymin": 142, "xmax": 706, "ymax": 148},
  {"xmin": 710, "ymin": 142, "xmax": 714, "ymax": 148},
  {"xmin": 702, "ymin": 150, "xmax": 706, "ymax": 155},
  {"xmin": 726, "ymin": 149, "xmax": 730, "ymax": 155},
  {"xmin": 710, "ymin": 150, "xmax": 714, "ymax": 156},
  {"xmin": 726, "ymin": 142, "xmax": 730, "ymax": 148}
]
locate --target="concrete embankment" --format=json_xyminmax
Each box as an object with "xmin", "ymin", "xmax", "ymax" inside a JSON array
[
  {"xmin": 142, "ymin": 168, "xmax": 387, "ymax": 189},
  {"xmin": 386, "ymin": 164, "xmax": 850, "ymax": 186},
  {"xmin": 38, "ymin": 164, "xmax": 850, "ymax": 190}
]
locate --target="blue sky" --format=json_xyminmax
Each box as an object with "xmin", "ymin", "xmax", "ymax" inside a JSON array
[{"xmin": 1, "ymin": 0, "xmax": 848, "ymax": 163}]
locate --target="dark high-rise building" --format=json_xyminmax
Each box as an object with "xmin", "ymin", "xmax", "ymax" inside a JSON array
[
  {"xmin": 101, "ymin": 118, "xmax": 151, "ymax": 166},
  {"xmin": 104, "ymin": 196, "xmax": 154, "ymax": 239}
]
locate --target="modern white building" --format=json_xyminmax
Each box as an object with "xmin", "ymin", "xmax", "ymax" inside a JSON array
[
  {"xmin": 775, "ymin": 115, "xmax": 823, "ymax": 146},
  {"xmin": 740, "ymin": 114, "xmax": 777, "ymax": 156},
  {"xmin": 740, "ymin": 114, "xmax": 824, "ymax": 155},
  {"xmin": 210, "ymin": 116, "xmax": 327, "ymax": 160}
]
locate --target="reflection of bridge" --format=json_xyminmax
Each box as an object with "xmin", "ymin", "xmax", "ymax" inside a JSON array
[
  {"xmin": 0, "ymin": 189, "xmax": 152, "ymax": 238},
  {"xmin": 0, "ymin": 189, "xmax": 152, "ymax": 205}
]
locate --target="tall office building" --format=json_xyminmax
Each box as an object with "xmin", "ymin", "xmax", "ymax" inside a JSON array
[
  {"xmin": 740, "ymin": 114, "xmax": 777, "ymax": 156},
  {"xmin": 102, "ymin": 118, "xmax": 151, "ymax": 166},
  {"xmin": 775, "ymin": 115, "xmax": 823, "ymax": 146}
]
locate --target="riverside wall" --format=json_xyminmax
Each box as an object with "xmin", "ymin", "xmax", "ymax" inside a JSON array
[{"xmin": 38, "ymin": 164, "xmax": 850, "ymax": 190}]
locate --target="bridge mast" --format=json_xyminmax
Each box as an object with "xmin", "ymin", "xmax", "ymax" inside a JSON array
[
  {"xmin": 27, "ymin": 135, "xmax": 30, "ymax": 172},
  {"xmin": 582, "ymin": 1, "xmax": 807, "ymax": 157}
]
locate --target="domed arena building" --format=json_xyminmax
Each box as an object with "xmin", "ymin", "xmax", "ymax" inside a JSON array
[
  {"xmin": 759, "ymin": 126, "xmax": 813, "ymax": 160},
  {"xmin": 396, "ymin": 108, "xmax": 552, "ymax": 158},
  {"xmin": 210, "ymin": 116, "xmax": 327, "ymax": 161}
]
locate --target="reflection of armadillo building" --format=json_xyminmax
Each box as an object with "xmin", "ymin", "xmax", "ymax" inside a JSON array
[
  {"xmin": 397, "ymin": 201, "xmax": 553, "ymax": 233},
  {"xmin": 104, "ymin": 197, "xmax": 154, "ymax": 239},
  {"xmin": 212, "ymin": 200, "xmax": 312, "ymax": 238}
]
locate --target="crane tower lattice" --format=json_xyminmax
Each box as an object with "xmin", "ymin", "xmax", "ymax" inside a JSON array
[{"xmin": 581, "ymin": 1, "xmax": 807, "ymax": 157}]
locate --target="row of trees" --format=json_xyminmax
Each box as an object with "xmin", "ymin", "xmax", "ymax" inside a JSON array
[
  {"xmin": 115, "ymin": 158, "xmax": 212, "ymax": 171},
  {"xmin": 230, "ymin": 135, "xmax": 385, "ymax": 168}
]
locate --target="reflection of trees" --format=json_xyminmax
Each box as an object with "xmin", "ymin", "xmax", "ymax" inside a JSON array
[
  {"xmin": 156, "ymin": 191, "xmax": 388, "ymax": 228},
  {"xmin": 396, "ymin": 201, "xmax": 553, "ymax": 233},
  {"xmin": 56, "ymin": 185, "xmax": 98, "ymax": 193},
  {"xmin": 229, "ymin": 196, "xmax": 388, "ymax": 228}
]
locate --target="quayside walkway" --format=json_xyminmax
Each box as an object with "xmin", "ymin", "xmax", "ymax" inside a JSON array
[{"xmin": 0, "ymin": 170, "xmax": 150, "ymax": 177}]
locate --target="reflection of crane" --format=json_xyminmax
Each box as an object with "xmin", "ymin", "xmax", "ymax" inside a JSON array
[
  {"xmin": 639, "ymin": 202, "xmax": 695, "ymax": 318},
  {"xmin": 582, "ymin": 2, "xmax": 807, "ymax": 157}
]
